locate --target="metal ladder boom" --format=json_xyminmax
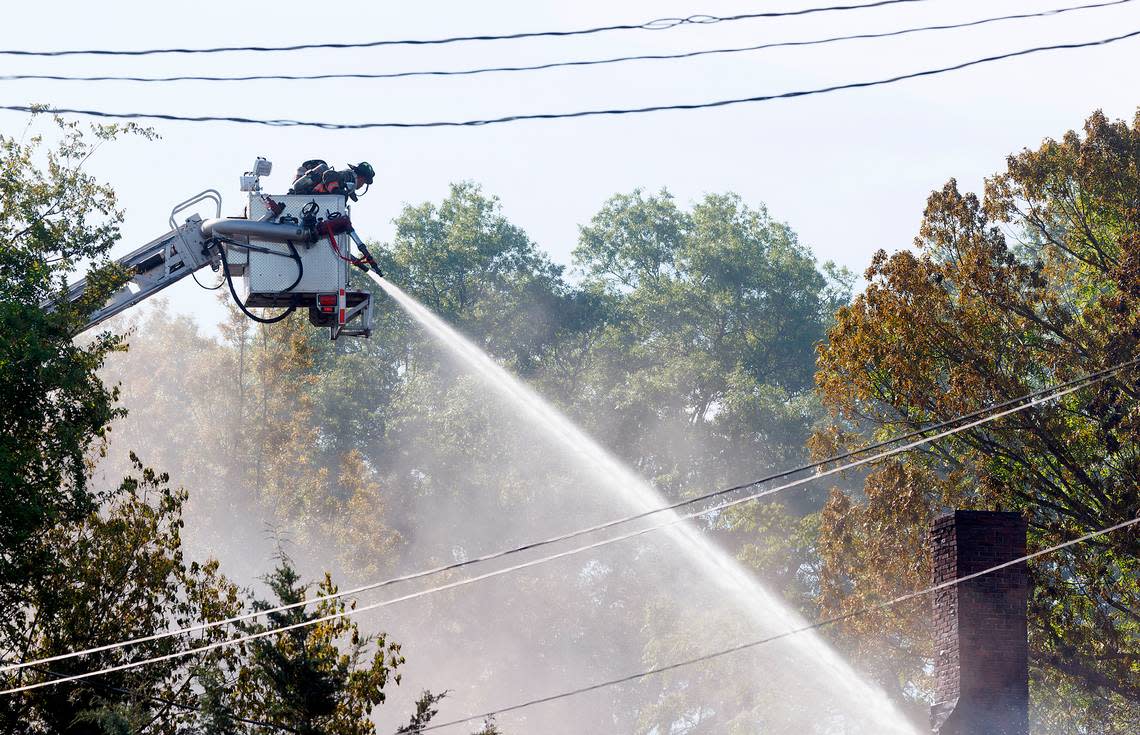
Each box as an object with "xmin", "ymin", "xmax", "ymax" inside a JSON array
[{"xmin": 61, "ymin": 215, "xmax": 216, "ymax": 333}]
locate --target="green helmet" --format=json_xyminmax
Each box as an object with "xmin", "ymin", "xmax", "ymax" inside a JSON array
[{"xmin": 349, "ymin": 161, "xmax": 376, "ymax": 185}]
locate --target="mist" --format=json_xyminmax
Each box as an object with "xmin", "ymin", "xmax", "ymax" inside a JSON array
[
  {"xmin": 91, "ymin": 186, "xmax": 919, "ymax": 734},
  {"xmin": 93, "ymin": 315, "xmax": 908, "ymax": 733}
]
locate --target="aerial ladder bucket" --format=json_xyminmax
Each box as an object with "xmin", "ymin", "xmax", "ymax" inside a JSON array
[{"xmin": 48, "ymin": 159, "xmax": 378, "ymax": 340}]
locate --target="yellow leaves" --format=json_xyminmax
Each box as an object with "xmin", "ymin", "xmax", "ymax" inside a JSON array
[
  {"xmin": 811, "ymin": 108, "xmax": 1140, "ymax": 721},
  {"xmin": 815, "ymin": 465, "xmax": 936, "ymax": 692},
  {"xmin": 805, "ymin": 425, "xmax": 843, "ymax": 462}
]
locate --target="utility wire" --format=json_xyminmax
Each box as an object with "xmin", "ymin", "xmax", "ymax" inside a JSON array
[
  {"xmin": 1, "ymin": 0, "xmax": 1126, "ymax": 84},
  {"xmin": 420, "ymin": 515, "xmax": 1140, "ymax": 731},
  {"xmin": 2, "ymin": 30, "xmax": 1136, "ymax": 129},
  {"xmin": 2, "ymin": 357, "xmax": 1134, "ymax": 679},
  {"xmin": 0, "ymin": 1, "xmax": 932, "ymax": 57},
  {"xmin": 2, "ymin": 361, "xmax": 1131, "ymax": 694}
]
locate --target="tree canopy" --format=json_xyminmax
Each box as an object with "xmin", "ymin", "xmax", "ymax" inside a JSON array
[
  {"xmin": 0, "ymin": 119, "xmax": 137, "ymax": 590},
  {"xmin": 11, "ymin": 108, "xmax": 1138, "ymax": 734},
  {"xmin": 814, "ymin": 109, "xmax": 1140, "ymax": 731}
]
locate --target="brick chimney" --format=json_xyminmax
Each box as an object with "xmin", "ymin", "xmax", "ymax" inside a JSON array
[{"xmin": 930, "ymin": 511, "xmax": 1029, "ymax": 735}]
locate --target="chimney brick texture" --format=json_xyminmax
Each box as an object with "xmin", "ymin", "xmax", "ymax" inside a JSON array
[{"xmin": 930, "ymin": 511, "xmax": 1029, "ymax": 735}]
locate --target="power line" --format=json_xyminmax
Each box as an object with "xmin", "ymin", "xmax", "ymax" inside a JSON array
[
  {"xmin": 2, "ymin": 30, "xmax": 1136, "ymax": 129},
  {"xmin": 2, "ymin": 361, "xmax": 1130, "ymax": 694},
  {"xmin": 420, "ymin": 515, "xmax": 1140, "ymax": 731},
  {"xmin": 1, "ymin": 0, "xmax": 1126, "ymax": 84},
  {"xmin": 3, "ymin": 357, "xmax": 1134, "ymax": 679},
  {"xmin": 0, "ymin": 1, "xmax": 932, "ymax": 57}
]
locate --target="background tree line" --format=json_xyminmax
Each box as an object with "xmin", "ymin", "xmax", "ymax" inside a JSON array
[
  {"xmin": 2, "ymin": 109, "xmax": 1137, "ymax": 733},
  {"xmin": 98, "ymin": 178, "xmax": 842, "ymax": 733}
]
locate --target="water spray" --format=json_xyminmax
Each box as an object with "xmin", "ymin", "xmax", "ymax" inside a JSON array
[{"xmin": 369, "ymin": 272, "xmax": 919, "ymax": 734}]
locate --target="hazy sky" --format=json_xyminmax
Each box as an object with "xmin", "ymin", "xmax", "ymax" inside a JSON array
[{"xmin": 4, "ymin": 0, "xmax": 1140, "ymax": 330}]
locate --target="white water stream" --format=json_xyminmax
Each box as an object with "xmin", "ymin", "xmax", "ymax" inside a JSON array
[{"xmin": 372, "ymin": 274, "xmax": 917, "ymax": 734}]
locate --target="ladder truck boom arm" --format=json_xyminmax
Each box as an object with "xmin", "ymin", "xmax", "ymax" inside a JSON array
[
  {"xmin": 62, "ymin": 215, "xmax": 217, "ymax": 333},
  {"xmin": 54, "ymin": 189, "xmax": 222, "ymax": 334}
]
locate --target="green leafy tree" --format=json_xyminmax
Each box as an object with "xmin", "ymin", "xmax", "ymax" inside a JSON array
[
  {"xmin": 1, "ymin": 456, "xmax": 244, "ymax": 734},
  {"xmin": 0, "ymin": 118, "xmax": 145, "ymax": 590},
  {"xmin": 379, "ymin": 181, "xmax": 567, "ymax": 372},
  {"xmin": 230, "ymin": 556, "xmax": 405, "ymax": 735},
  {"xmin": 572, "ymin": 189, "xmax": 848, "ymax": 494},
  {"xmin": 0, "ymin": 118, "xmax": 246, "ymax": 732},
  {"xmin": 814, "ymin": 109, "xmax": 1140, "ymax": 731}
]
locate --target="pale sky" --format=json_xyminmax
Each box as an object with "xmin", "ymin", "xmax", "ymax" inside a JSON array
[{"xmin": 4, "ymin": 0, "xmax": 1140, "ymax": 330}]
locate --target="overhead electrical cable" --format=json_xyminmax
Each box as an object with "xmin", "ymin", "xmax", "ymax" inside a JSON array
[
  {"xmin": 2, "ymin": 360, "xmax": 1132, "ymax": 694},
  {"xmin": 0, "ymin": 1, "xmax": 933, "ymax": 57},
  {"xmin": 419, "ymin": 516, "xmax": 1140, "ymax": 731},
  {"xmin": 2, "ymin": 30, "xmax": 1136, "ymax": 129},
  {"xmin": 1, "ymin": 0, "xmax": 1127, "ymax": 84},
  {"xmin": 2, "ymin": 358, "xmax": 1134, "ymax": 677}
]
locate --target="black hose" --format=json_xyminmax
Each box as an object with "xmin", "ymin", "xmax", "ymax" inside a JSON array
[
  {"xmin": 284, "ymin": 240, "xmax": 304, "ymax": 292},
  {"xmin": 215, "ymin": 240, "xmax": 296, "ymax": 324},
  {"xmin": 191, "ymin": 269, "xmax": 225, "ymax": 291}
]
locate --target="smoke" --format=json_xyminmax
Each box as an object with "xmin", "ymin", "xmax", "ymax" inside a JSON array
[
  {"xmin": 94, "ymin": 301, "xmax": 285, "ymax": 588},
  {"xmin": 93, "ymin": 284, "xmax": 917, "ymax": 733}
]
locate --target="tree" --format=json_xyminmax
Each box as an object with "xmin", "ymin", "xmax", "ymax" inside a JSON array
[
  {"xmin": 0, "ymin": 118, "xmax": 144, "ymax": 591},
  {"xmin": 813, "ymin": 109, "xmax": 1140, "ymax": 731},
  {"xmin": 228, "ymin": 555, "xmax": 405, "ymax": 735},
  {"xmin": 1, "ymin": 456, "xmax": 244, "ymax": 734},
  {"xmin": 99, "ymin": 300, "xmax": 245, "ymax": 560},
  {"xmin": 572, "ymin": 189, "xmax": 849, "ymax": 495},
  {"xmin": 566, "ymin": 189, "xmax": 859, "ymax": 732},
  {"xmin": 395, "ymin": 690, "xmax": 447, "ymax": 734},
  {"xmin": 0, "ymin": 119, "xmax": 248, "ymax": 732},
  {"xmin": 395, "ymin": 691, "xmax": 502, "ymax": 735},
  {"xmin": 379, "ymin": 181, "xmax": 567, "ymax": 373}
]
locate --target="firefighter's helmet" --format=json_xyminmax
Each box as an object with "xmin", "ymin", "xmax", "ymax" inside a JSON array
[{"xmin": 349, "ymin": 162, "xmax": 376, "ymax": 185}]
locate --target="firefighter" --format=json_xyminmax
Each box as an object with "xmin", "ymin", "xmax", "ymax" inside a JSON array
[{"xmin": 289, "ymin": 161, "xmax": 376, "ymax": 201}]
